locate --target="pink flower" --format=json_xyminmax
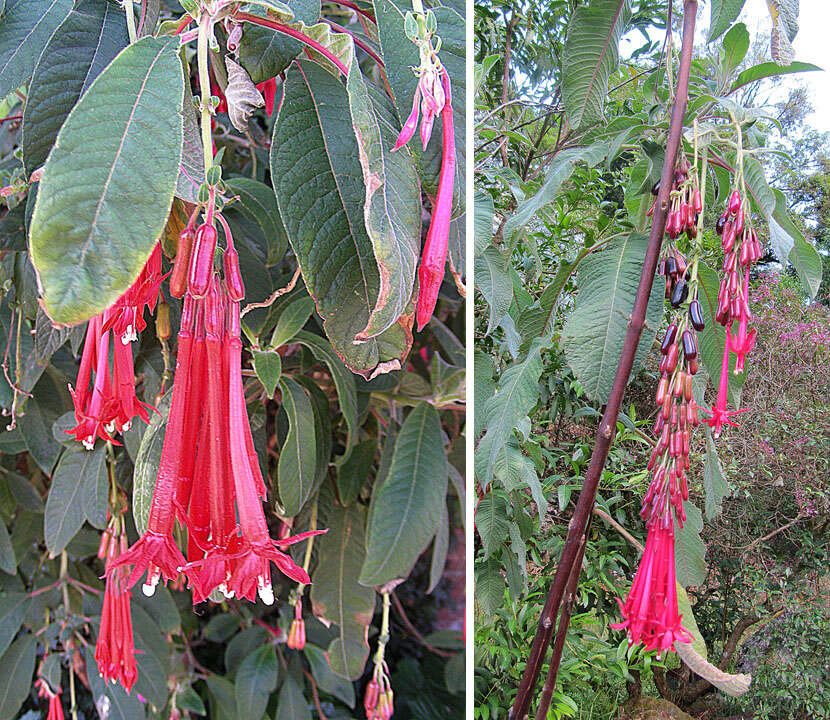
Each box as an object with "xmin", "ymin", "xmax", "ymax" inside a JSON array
[{"xmin": 704, "ymin": 334, "xmax": 749, "ymax": 438}]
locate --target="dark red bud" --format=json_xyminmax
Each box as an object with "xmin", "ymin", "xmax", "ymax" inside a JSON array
[
  {"xmin": 660, "ymin": 324, "xmax": 678, "ymax": 354},
  {"xmin": 728, "ymin": 190, "xmax": 741, "ymax": 215}
]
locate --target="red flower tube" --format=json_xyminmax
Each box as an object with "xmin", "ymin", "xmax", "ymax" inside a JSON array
[{"xmin": 416, "ymin": 69, "xmax": 455, "ymax": 332}]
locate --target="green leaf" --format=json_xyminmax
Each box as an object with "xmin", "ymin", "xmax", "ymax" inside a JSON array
[
  {"xmin": 0, "ymin": 633, "xmax": 35, "ymax": 720},
  {"xmin": 131, "ymin": 604, "xmax": 169, "ymax": 709},
  {"xmin": 22, "ymin": 0, "xmax": 129, "ymax": 174},
  {"xmin": 304, "ymin": 644, "xmax": 355, "ymax": 707},
  {"xmin": 503, "ymin": 144, "xmax": 607, "ymax": 243},
  {"xmin": 428, "ymin": 503, "xmax": 449, "ymax": 593},
  {"xmin": 252, "ymin": 349, "xmax": 281, "ymax": 397},
  {"xmin": 703, "ymin": 428, "xmax": 731, "ymax": 520},
  {"xmin": 561, "ymin": 0, "xmax": 632, "ymax": 129},
  {"xmin": 225, "ymin": 177, "xmax": 287, "ymax": 266},
  {"xmin": 132, "ymin": 391, "xmax": 170, "ymax": 535},
  {"xmin": 86, "ymin": 646, "xmax": 146, "ymax": 720},
  {"xmin": 277, "ymin": 376, "xmax": 317, "ymax": 516},
  {"xmin": 19, "ymin": 370, "xmax": 69, "ymax": 474},
  {"xmin": 336, "ymin": 438, "xmax": 376, "ymax": 506},
  {"xmin": 720, "ymin": 22, "xmax": 749, "ymax": 76},
  {"xmin": 270, "ymin": 60, "xmax": 413, "ymax": 379},
  {"xmin": 474, "ymin": 339, "xmax": 545, "ymax": 485},
  {"xmin": 676, "ymin": 583, "xmax": 707, "ymax": 659},
  {"xmin": 204, "ymin": 614, "xmax": 240, "ymax": 642},
  {"xmin": 476, "ymin": 491, "xmax": 509, "ymax": 558},
  {"xmin": 275, "ymin": 675, "xmax": 311, "ymax": 720},
  {"xmin": 562, "ymin": 233, "xmax": 663, "ymax": 403},
  {"xmin": 176, "ymin": 686, "xmax": 206, "ymax": 716},
  {"xmin": 708, "ymin": 0, "xmax": 747, "ymax": 43},
  {"xmin": 293, "ymin": 330, "xmax": 358, "ymax": 461},
  {"xmin": 29, "ymin": 36, "xmax": 184, "ymax": 324},
  {"xmin": 474, "ymin": 191, "xmax": 494, "ymax": 257},
  {"xmin": 269, "ymin": 296, "xmax": 315, "ymax": 348},
  {"xmin": 224, "ymin": 627, "xmax": 268, "ymax": 677},
  {"xmin": 237, "ymin": 0, "xmax": 320, "ymax": 83},
  {"xmin": 696, "ymin": 263, "xmax": 745, "ymax": 404},
  {"xmin": 346, "ymin": 55, "xmax": 421, "ymax": 340},
  {"xmin": 675, "ymin": 501, "xmax": 706, "ymax": 588},
  {"xmin": 475, "ymin": 246, "xmax": 513, "ymax": 335},
  {"xmin": 0, "ymin": 593, "xmax": 29, "ymax": 658},
  {"xmin": 475, "ymin": 557, "xmax": 505, "ymax": 616},
  {"xmin": 294, "ymin": 375, "xmax": 332, "ymax": 496},
  {"xmin": 82, "ymin": 444, "xmax": 109, "ymax": 530},
  {"xmin": 311, "ymin": 497, "xmax": 375, "ymax": 680},
  {"xmin": 205, "ymin": 675, "xmax": 236, "ymax": 720},
  {"xmin": 730, "ymin": 61, "xmax": 822, "ymax": 93},
  {"xmin": 0, "ymin": 0, "xmax": 73, "ymax": 104},
  {"xmin": 176, "ymin": 73, "xmax": 205, "ymax": 204},
  {"xmin": 44, "ymin": 443, "xmax": 106, "ymax": 555},
  {"xmin": 360, "ymin": 402, "xmax": 448, "ymax": 585},
  {"xmin": 235, "ymin": 644, "xmax": 279, "ymax": 720},
  {"xmin": 0, "ymin": 523, "xmax": 14, "ymax": 575},
  {"xmin": 768, "ymin": 189, "xmax": 823, "ymax": 299}
]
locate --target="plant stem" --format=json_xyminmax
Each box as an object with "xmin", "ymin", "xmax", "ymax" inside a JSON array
[
  {"xmin": 123, "ymin": 0, "xmax": 138, "ymax": 44},
  {"xmin": 508, "ymin": 3, "xmax": 699, "ymax": 718},
  {"xmin": 373, "ymin": 591, "xmax": 391, "ymax": 664},
  {"xmin": 197, "ymin": 13, "xmax": 215, "ymax": 186}
]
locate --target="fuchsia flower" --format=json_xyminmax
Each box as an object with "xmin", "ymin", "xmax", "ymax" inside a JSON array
[
  {"xmin": 704, "ymin": 333, "xmax": 749, "ymax": 438},
  {"xmin": 612, "ymin": 520, "xmax": 692, "ymax": 657},
  {"xmin": 728, "ymin": 268, "xmax": 756, "ymax": 374},
  {"xmin": 35, "ymin": 678, "xmax": 64, "ymax": 720},
  {"xmin": 394, "ymin": 69, "xmax": 456, "ymax": 331},
  {"xmin": 95, "ymin": 526, "xmax": 138, "ymax": 693},
  {"xmin": 102, "ymin": 243, "xmax": 164, "ymax": 343}
]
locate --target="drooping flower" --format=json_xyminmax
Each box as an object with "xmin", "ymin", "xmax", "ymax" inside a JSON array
[
  {"xmin": 35, "ymin": 678, "xmax": 65, "ymax": 720},
  {"xmin": 286, "ymin": 598, "xmax": 306, "ymax": 650},
  {"xmin": 728, "ymin": 268, "xmax": 756, "ymax": 374},
  {"xmin": 102, "ymin": 243, "xmax": 164, "ymax": 344},
  {"xmin": 95, "ymin": 523, "xmax": 138, "ymax": 693},
  {"xmin": 704, "ymin": 335, "xmax": 748, "ymax": 438},
  {"xmin": 611, "ymin": 520, "xmax": 692, "ymax": 657}
]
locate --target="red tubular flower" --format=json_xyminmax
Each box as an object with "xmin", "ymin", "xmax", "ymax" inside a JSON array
[
  {"xmin": 103, "ymin": 243, "xmax": 164, "ymax": 344},
  {"xmin": 611, "ymin": 520, "xmax": 692, "ymax": 657},
  {"xmin": 36, "ymin": 679, "xmax": 65, "ymax": 720},
  {"xmin": 257, "ymin": 77, "xmax": 277, "ymax": 116},
  {"xmin": 416, "ymin": 70, "xmax": 455, "ymax": 332},
  {"xmin": 96, "ymin": 532, "xmax": 138, "ymax": 693},
  {"xmin": 704, "ymin": 335, "xmax": 748, "ymax": 438},
  {"xmin": 286, "ymin": 600, "xmax": 306, "ymax": 650}
]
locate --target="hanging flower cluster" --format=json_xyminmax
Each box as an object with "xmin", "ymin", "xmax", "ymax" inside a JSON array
[
  {"xmin": 95, "ymin": 515, "xmax": 137, "ymax": 693},
  {"xmin": 394, "ymin": 8, "xmax": 456, "ymax": 332},
  {"xmin": 363, "ymin": 591, "xmax": 394, "ymax": 719},
  {"xmin": 111, "ymin": 211, "xmax": 321, "ymax": 605},
  {"xmin": 286, "ymin": 597, "xmax": 306, "ymax": 650},
  {"xmin": 66, "ymin": 244, "xmax": 163, "ymax": 449},
  {"xmin": 35, "ymin": 677, "xmax": 64, "ymax": 720}
]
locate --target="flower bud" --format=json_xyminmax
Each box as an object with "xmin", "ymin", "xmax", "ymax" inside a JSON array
[
  {"xmin": 660, "ymin": 324, "xmax": 677, "ymax": 354},
  {"xmin": 170, "ymin": 227, "xmax": 195, "ymax": 298},
  {"xmin": 188, "ymin": 224, "xmax": 218, "ymax": 299},
  {"xmin": 688, "ymin": 299, "xmax": 705, "ymax": 331},
  {"xmin": 728, "ymin": 190, "xmax": 741, "ymax": 215},
  {"xmin": 223, "ymin": 248, "xmax": 245, "ymax": 301},
  {"xmin": 155, "ymin": 300, "xmax": 171, "ymax": 340}
]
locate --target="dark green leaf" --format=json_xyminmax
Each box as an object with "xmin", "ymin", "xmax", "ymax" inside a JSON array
[
  {"xmin": 427, "ymin": 502, "xmax": 449, "ymax": 593},
  {"xmin": 269, "ymin": 296, "xmax": 315, "ymax": 348},
  {"xmin": 131, "ymin": 603, "xmax": 169, "ymax": 709},
  {"xmin": 0, "ymin": 593, "xmax": 29, "ymax": 657},
  {"xmin": 476, "ymin": 491, "xmax": 509, "ymax": 559},
  {"xmin": 707, "ymin": 0, "xmax": 747, "ymax": 43},
  {"xmin": 675, "ymin": 501, "xmax": 706, "ymax": 587},
  {"xmin": 224, "ymin": 626, "xmax": 268, "ymax": 677},
  {"xmin": 703, "ymin": 427, "xmax": 731, "ymax": 520},
  {"xmin": 204, "ymin": 614, "xmax": 241, "ymax": 642},
  {"xmin": 304, "ymin": 644, "xmax": 355, "ymax": 707},
  {"xmin": 225, "ymin": 177, "xmax": 287, "ymax": 266},
  {"xmin": 0, "ymin": 524, "xmax": 15, "ymax": 575},
  {"xmin": 252, "ymin": 349, "xmax": 281, "ymax": 397},
  {"xmin": 720, "ymin": 22, "xmax": 749, "ymax": 76},
  {"xmin": 275, "ymin": 674, "xmax": 311, "ymax": 720},
  {"xmin": 44, "ymin": 443, "xmax": 106, "ymax": 555},
  {"xmin": 360, "ymin": 402, "xmax": 448, "ymax": 585},
  {"xmin": 205, "ymin": 675, "xmax": 236, "ymax": 720},
  {"xmin": 18, "ymin": 369, "xmax": 69, "ymax": 474},
  {"xmin": 235, "ymin": 644, "xmax": 279, "ymax": 720},
  {"xmin": 475, "ymin": 558, "xmax": 505, "ymax": 616},
  {"xmin": 475, "ymin": 246, "xmax": 512, "ymax": 335},
  {"xmin": 336, "ymin": 438, "xmax": 376, "ymax": 506},
  {"xmin": 0, "ymin": 632, "xmax": 35, "ymax": 720},
  {"xmin": 22, "ymin": 0, "xmax": 129, "ymax": 173},
  {"xmin": 0, "ymin": 0, "xmax": 73, "ymax": 103},
  {"xmin": 86, "ymin": 646, "xmax": 147, "ymax": 720},
  {"xmin": 29, "ymin": 36, "xmax": 184, "ymax": 324},
  {"xmin": 278, "ymin": 376, "xmax": 317, "ymax": 516},
  {"xmin": 132, "ymin": 391, "xmax": 170, "ymax": 535},
  {"xmin": 730, "ymin": 61, "xmax": 821, "ymax": 93},
  {"xmin": 176, "ymin": 686, "xmax": 206, "ymax": 715}
]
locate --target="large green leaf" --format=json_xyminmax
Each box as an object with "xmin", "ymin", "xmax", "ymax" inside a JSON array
[
  {"xmin": 235, "ymin": 644, "xmax": 279, "ymax": 720},
  {"xmin": 86, "ymin": 647, "xmax": 146, "ymax": 720},
  {"xmin": 675, "ymin": 501, "xmax": 706, "ymax": 588},
  {"xmin": 304, "ymin": 644, "xmax": 355, "ymax": 707},
  {"xmin": 708, "ymin": 0, "xmax": 747, "ymax": 43},
  {"xmin": 0, "ymin": 633, "xmax": 35, "ymax": 720},
  {"xmin": 310, "ymin": 497, "xmax": 375, "ymax": 680},
  {"xmin": 676, "ymin": 583, "xmax": 707, "ymax": 659},
  {"xmin": 346, "ymin": 56, "xmax": 420, "ymax": 339},
  {"xmin": 132, "ymin": 392, "xmax": 170, "ymax": 535},
  {"xmin": 475, "ymin": 246, "xmax": 513, "ymax": 335},
  {"xmin": 729, "ymin": 61, "xmax": 821, "ymax": 93},
  {"xmin": 703, "ymin": 428, "xmax": 731, "ymax": 520},
  {"xmin": 270, "ymin": 60, "xmax": 413, "ymax": 378},
  {"xmin": 225, "ymin": 176, "xmax": 287, "ymax": 266},
  {"xmin": 336, "ymin": 438, "xmax": 376, "ymax": 506},
  {"xmin": 131, "ymin": 604, "xmax": 169, "ymax": 709},
  {"xmin": 476, "ymin": 491, "xmax": 509, "ymax": 559},
  {"xmin": 0, "ymin": 524, "xmax": 14, "ymax": 575},
  {"xmin": 18, "ymin": 369, "xmax": 70, "ymax": 475},
  {"xmin": 373, "ymin": 0, "xmax": 465, "ymax": 210},
  {"xmin": 768, "ymin": 189, "xmax": 822, "ymax": 299},
  {"xmin": 562, "ymin": 233, "xmax": 663, "ymax": 403},
  {"xmin": 474, "ymin": 338, "xmax": 545, "ymax": 485},
  {"xmin": 0, "ymin": 0, "xmax": 73, "ymax": 103},
  {"xmin": 560, "ymin": 0, "xmax": 631, "ymax": 129},
  {"xmin": 0, "ymin": 593, "xmax": 29, "ymax": 658},
  {"xmin": 44, "ymin": 443, "xmax": 107, "ymax": 555},
  {"xmin": 237, "ymin": 0, "xmax": 321, "ymax": 83},
  {"xmin": 360, "ymin": 402, "xmax": 447, "ymax": 585},
  {"xmin": 29, "ymin": 36, "xmax": 184, "ymax": 325},
  {"xmin": 277, "ymin": 376, "xmax": 317, "ymax": 516},
  {"xmin": 502, "ymin": 144, "xmax": 607, "ymax": 242},
  {"xmin": 22, "ymin": 0, "xmax": 129, "ymax": 174},
  {"xmin": 276, "ymin": 675, "xmax": 311, "ymax": 720}
]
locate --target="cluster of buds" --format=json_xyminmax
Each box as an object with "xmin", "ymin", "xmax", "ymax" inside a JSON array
[
  {"xmin": 394, "ymin": 8, "xmax": 455, "ymax": 332},
  {"xmin": 364, "ymin": 662, "xmax": 394, "ymax": 720},
  {"xmin": 66, "ymin": 244, "xmax": 163, "ymax": 449},
  {"xmin": 111, "ymin": 215, "xmax": 322, "ymax": 606},
  {"xmin": 35, "ymin": 677, "xmax": 64, "ymax": 720},
  {"xmin": 286, "ymin": 598, "xmax": 306, "ymax": 650},
  {"xmin": 95, "ymin": 515, "xmax": 138, "ymax": 692},
  {"xmin": 649, "ymin": 161, "xmax": 702, "ymax": 241}
]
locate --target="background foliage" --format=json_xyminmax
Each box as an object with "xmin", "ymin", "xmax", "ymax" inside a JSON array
[
  {"xmin": 0, "ymin": 0, "xmax": 465, "ymax": 717},
  {"xmin": 473, "ymin": 1, "xmax": 827, "ymax": 718}
]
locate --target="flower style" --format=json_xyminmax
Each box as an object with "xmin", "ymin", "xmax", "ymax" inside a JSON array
[
  {"xmin": 612, "ymin": 520, "xmax": 692, "ymax": 657},
  {"xmin": 95, "ymin": 524, "xmax": 138, "ymax": 693},
  {"xmin": 35, "ymin": 678, "xmax": 64, "ymax": 720}
]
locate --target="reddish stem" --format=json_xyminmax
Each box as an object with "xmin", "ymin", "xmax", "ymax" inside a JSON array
[
  {"xmin": 329, "ymin": 0, "xmax": 376, "ymax": 22},
  {"xmin": 323, "ymin": 19, "xmax": 384, "ymax": 67},
  {"xmin": 233, "ymin": 12, "xmax": 349, "ymax": 76},
  {"xmin": 172, "ymin": 14, "xmax": 192, "ymax": 35}
]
